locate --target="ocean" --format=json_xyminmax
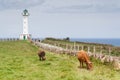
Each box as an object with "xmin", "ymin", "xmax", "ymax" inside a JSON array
[{"xmin": 70, "ymin": 38, "xmax": 120, "ymax": 47}]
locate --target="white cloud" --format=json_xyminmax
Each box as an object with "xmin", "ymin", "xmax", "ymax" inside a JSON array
[
  {"xmin": 0, "ymin": 0, "xmax": 44, "ymax": 10},
  {"xmin": 41, "ymin": 0, "xmax": 120, "ymax": 13},
  {"xmin": 0, "ymin": 0, "xmax": 120, "ymax": 13}
]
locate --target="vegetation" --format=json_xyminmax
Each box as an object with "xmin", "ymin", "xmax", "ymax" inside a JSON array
[
  {"xmin": 43, "ymin": 37, "xmax": 113, "ymax": 46},
  {"xmin": 42, "ymin": 37, "xmax": 120, "ymax": 56},
  {"xmin": 0, "ymin": 40, "xmax": 119, "ymax": 80}
]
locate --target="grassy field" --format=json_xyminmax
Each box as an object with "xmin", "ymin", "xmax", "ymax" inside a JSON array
[{"xmin": 0, "ymin": 41, "xmax": 119, "ymax": 80}]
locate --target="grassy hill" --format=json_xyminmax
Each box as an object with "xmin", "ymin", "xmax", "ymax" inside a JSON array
[{"xmin": 0, "ymin": 40, "xmax": 119, "ymax": 80}]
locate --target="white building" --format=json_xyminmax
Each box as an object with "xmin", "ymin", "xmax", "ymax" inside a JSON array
[{"xmin": 20, "ymin": 9, "xmax": 31, "ymax": 40}]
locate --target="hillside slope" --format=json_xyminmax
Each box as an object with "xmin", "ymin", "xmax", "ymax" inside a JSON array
[
  {"xmin": 0, "ymin": 41, "xmax": 119, "ymax": 80},
  {"xmin": 42, "ymin": 38, "xmax": 120, "ymax": 56}
]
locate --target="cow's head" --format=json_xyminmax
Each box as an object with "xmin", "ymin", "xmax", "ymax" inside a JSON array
[
  {"xmin": 87, "ymin": 62, "xmax": 93, "ymax": 70},
  {"xmin": 42, "ymin": 56, "xmax": 46, "ymax": 60}
]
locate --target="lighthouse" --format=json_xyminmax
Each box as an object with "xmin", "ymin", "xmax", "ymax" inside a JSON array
[{"xmin": 20, "ymin": 9, "xmax": 31, "ymax": 40}]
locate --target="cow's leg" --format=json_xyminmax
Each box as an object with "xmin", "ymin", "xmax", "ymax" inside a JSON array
[
  {"xmin": 80, "ymin": 61, "xmax": 81, "ymax": 68},
  {"xmin": 80, "ymin": 61, "xmax": 82, "ymax": 68},
  {"xmin": 39, "ymin": 57, "xmax": 42, "ymax": 61},
  {"xmin": 82, "ymin": 61, "xmax": 84, "ymax": 68}
]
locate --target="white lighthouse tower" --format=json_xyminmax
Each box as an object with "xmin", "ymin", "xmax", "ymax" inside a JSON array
[{"xmin": 20, "ymin": 9, "xmax": 31, "ymax": 40}]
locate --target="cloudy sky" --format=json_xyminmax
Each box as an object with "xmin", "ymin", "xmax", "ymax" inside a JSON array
[{"xmin": 0, "ymin": 0, "xmax": 120, "ymax": 38}]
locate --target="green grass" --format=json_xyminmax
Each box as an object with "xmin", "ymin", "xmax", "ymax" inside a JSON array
[{"xmin": 0, "ymin": 41, "xmax": 119, "ymax": 80}]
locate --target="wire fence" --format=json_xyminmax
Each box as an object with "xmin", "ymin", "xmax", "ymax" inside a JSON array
[
  {"xmin": 32, "ymin": 40, "xmax": 120, "ymax": 64},
  {"xmin": 0, "ymin": 38, "xmax": 19, "ymax": 41}
]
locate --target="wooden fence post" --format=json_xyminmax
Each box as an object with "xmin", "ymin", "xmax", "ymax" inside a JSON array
[
  {"xmin": 57, "ymin": 43, "xmax": 60, "ymax": 47},
  {"xmin": 74, "ymin": 42, "xmax": 76, "ymax": 51},
  {"xmin": 54, "ymin": 43, "xmax": 56, "ymax": 46},
  {"xmin": 66, "ymin": 44, "xmax": 68, "ymax": 50},
  {"xmin": 70, "ymin": 45, "xmax": 72, "ymax": 51},
  {"xmin": 109, "ymin": 47, "xmax": 111, "ymax": 56},
  {"xmin": 88, "ymin": 46, "xmax": 90, "ymax": 53},
  {"xmin": 93, "ymin": 46, "xmax": 96, "ymax": 53},
  {"xmin": 81, "ymin": 46, "xmax": 83, "ymax": 50},
  {"xmin": 77, "ymin": 45, "xmax": 79, "ymax": 51},
  {"xmin": 100, "ymin": 46, "xmax": 102, "ymax": 54}
]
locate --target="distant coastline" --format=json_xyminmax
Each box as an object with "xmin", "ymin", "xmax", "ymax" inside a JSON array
[{"xmin": 70, "ymin": 38, "xmax": 120, "ymax": 47}]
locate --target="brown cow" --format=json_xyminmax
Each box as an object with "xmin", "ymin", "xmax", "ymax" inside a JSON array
[
  {"xmin": 37, "ymin": 50, "xmax": 46, "ymax": 61},
  {"xmin": 77, "ymin": 50, "xmax": 93, "ymax": 70}
]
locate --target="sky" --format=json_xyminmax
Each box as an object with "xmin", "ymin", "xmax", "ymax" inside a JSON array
[{"xmin": 0, "ymin": 0, "xmax": 120, "ymax": 38}]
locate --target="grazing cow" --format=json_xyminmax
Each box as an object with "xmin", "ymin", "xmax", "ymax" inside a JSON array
[
  {"xmin": 77, "ymin": 50, "xmax": 93, "ymax": 70},
  {"xmin": 37, "ymin": 50, "xmax": 46, "ymax": 61}
]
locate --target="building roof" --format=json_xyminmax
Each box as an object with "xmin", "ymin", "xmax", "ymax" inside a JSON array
[{"xmin": 22, "ymin": 9, "xmax": 29, "ymax": 16}]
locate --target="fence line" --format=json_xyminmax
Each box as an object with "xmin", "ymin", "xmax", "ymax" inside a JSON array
[
  {"xmin": 0, "ymin": 38, "xmax": 41, "ymax": 42},
  {"xmin": 45, "ymin": 42, "xmax": 119, "ymax": 57},
  {"xmin": 45, "ymin": 42, "xmax": 113, "ymax": 56},
  {"xmin": 32, "ymin": 40, "xmax": 119, "ymax": 64},
  {"xmin": 0, "ymin": 38, "xmax": 19, "ymax": 41}
]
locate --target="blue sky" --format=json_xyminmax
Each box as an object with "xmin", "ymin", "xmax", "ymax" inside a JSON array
[{"xmin": 0, "ymin": 0, "xmax": 120, "ymax": 38}]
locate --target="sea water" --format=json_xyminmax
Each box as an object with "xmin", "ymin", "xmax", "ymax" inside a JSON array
[{"xmin": 70, "ymin": 38, "xmax": 120, "ymax": 47}]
